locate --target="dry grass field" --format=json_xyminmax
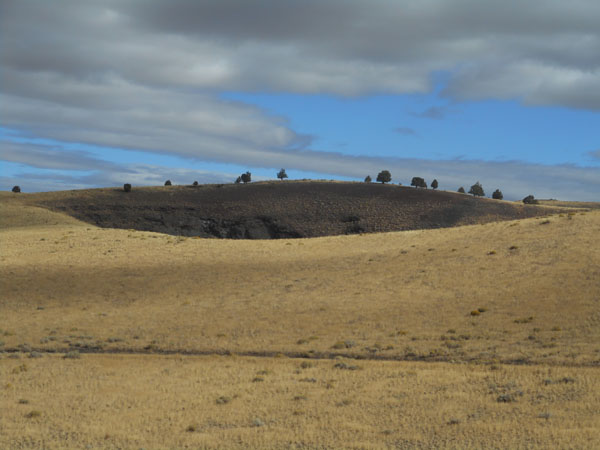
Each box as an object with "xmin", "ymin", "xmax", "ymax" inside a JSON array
[{"xmin": 1, "ymin": 190, "xmax": 599, "ymax": 448}]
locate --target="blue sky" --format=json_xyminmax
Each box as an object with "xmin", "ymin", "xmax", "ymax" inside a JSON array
[{"xmin": 1, "ymin": 1, "xmax": 599, "ymax": 200}]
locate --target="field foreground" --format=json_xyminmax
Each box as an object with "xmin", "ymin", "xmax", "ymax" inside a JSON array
[
  {"xmin": 2, "ymin": 354, "xmax": 599, "ymax": 449},
  {"xmin": 1, "ymin": 195, "xmax": 599, "ymax": 448}
]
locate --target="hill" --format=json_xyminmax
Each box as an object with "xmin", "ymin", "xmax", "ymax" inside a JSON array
[
  {"xmin": 1, "ymin": 192, "xmax": 599, "ymax": 448},
  {"xmin": 9, "ymin": 181, "xmax": 568, "ymax": 238}
]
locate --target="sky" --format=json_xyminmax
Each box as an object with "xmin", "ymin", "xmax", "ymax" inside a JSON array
[{"xmin": 1, "ymin": 0, "xmax": 599, "ymax": 200}]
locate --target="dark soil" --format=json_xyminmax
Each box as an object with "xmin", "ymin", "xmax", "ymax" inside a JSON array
[{"xmin": 29, "ymin": 181, "xmax": 561, "ymax": 239}]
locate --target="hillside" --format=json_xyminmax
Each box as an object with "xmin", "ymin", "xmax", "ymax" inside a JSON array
[
  {"xmin": 1, "ymin": 197, "xmax": 599, "ymax": 448},
  {"xmin": 11, "ymin": 181, "xmax": 567, "ymax": 238}
]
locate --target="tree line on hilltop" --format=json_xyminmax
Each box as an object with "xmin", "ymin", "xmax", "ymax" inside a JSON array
[{"xmin": 9, "ymin": 168, "xmax": 540, "ymax": 203}]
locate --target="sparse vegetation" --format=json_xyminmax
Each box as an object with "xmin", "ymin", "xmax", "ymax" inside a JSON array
[
  {"xmin": 215, "ymin": 395, "xmax": 232, "ymax": 405},
  {"xmin": 514, "ymin": 316, "xmax": 534, "ymax": 324}
]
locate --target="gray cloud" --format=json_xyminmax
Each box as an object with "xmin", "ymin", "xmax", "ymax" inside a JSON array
[
  {"xmin": 589, "ymin": 149, "xmax": 600, "ymax": 159},
  {"xmin": 411, "ymin": 107, "xmax": 447, "ymax": 120},
  {"xmin": 1, "ymin": 1, "xmax": 599, "ymax": 200},
  {"xmin": 0, "ymin": 140, "xmax": 118, "ymax": 171},
  {"xmin": 394, "ymin": 127, "xmax": 417, "ymax": 136},
  {"xmin": 2, "ymin": 1, "xmax": 599, "ymax": 102}
]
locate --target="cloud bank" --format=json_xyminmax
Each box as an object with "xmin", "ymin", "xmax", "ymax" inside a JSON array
[{"xmin": 3, "ymin": 141, "xmax": 599, "ymax": 201}]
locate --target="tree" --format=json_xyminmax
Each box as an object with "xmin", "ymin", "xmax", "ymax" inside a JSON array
[
  {"xmin": 241, "ymin": 171, "xmax": 251, "ymax": 183},
  {"xmin": 192, "ymin": 181, "xmax": 199, "ymax": 186},
  {"xmin": 522, "ymin": 194, "xmax": 538, "ymax": 204},
  {"xmin": 364, "ymin": 175, "xmax": 372, "ymax": 183},
  {"xmin": 431, "ymin": 179, "xmax": 438, "ymax": 190},
  {"xmin": 123, "ymin": 183, "xmax": 132, "ymax": 192},
  {"xmin": 235, "ymin": 176, "xmax": 242, "ymax": 184},
  {"xmin": 411, "ymin": 177, "xmax": 427, "ymax": 189},
  {"xmin": 11, "ymin": 185, "xmax": 21, "ymax": 193},
  {"xmin": 376, "ymin": 170, "xmax": 392, "ymax": 184},
  {"xmin": 458, "ymin": 186, "xmax": 465, "ymax": 193},
  {"xmin": 469, "ymin": 181, "xmax": 484, "ymax": 197},
  {"xmin": 164, "ymin": 180, "xmax": 172, "ymax": 186},
  {"xmin": 492, "ymin": 189, "xmax": 503, "ymax": 200},
  {"xmin": 277, "ymin": 168, "xmax": 288, "ymax": 180}
]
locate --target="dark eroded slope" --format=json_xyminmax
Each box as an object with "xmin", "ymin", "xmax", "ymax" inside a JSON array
[{"xmin": 27, "ymin": 181, "xmax": 559, "ymax": 238}]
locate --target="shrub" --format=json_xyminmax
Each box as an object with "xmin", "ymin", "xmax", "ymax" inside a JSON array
[
  {"xmin": 469, "ymin": 182, "xmax": 485, "ymax": 196},
  {"xmin": 431, "ymin": 179, "xmax": 438, "ymax": 189},
  {"xmin": 12, "ymin": 185, "xmax": 21, "ymax": 193},
  {"xmin": 235, "ymin": 176, "xmax": 242, "ymax": 184},
  {"xmin": 458, "ymin": 186, "xmax": 465, "ymax": 193},
  {"xmin": 492, "ymin": 189, "xmax": 503, "ymax": 200},
  {"xmin": 514, "ymin": 316, "xmax": 534, "ymax": 324},
  {"xmin": 241, "ymin": 171, "xmax": 251, "ymax": 183},
  {"xmin": 164, "ymin": 180, "xmax": 172, "ymax": 186},
  {"xmin": 63, "ymin": 350, "xmax": 81, "ymax": 359},
  {"xmin": 25, "ymin": 410, "xmax": 41, "ymax": 419},
  {"xmin": 497, "ymin": 393, "xmax": 518, "ymax": 403},
  {"xmin": 215, "ymin": 395, "xmax": 232, "ymax": 405},
  {"xmin": 333, "ymin": 362, "xmax": 360, "ymax": 370},
  {"xmin": 331, "ymin": 340, "xmax": 356, "ymax": 349},
  {"xmin": 411, "ymin": 177, "xmax": 427, "ymax": 188},
  {"xmin": 277, "ymin": 168, "xmax": 288, "ymax": 180},
  {"xmin": 376, "ymin": 170, "xmax": 392, "ymax": 184},
  {"xmin": 123, "ymin": 183, "xmax": 131, "ymax": 192},
  {"xmin": 523, "ymin": 195, "xmax": 538, "ymax": 204},
  {"xmin": 364, "ymin": 175, "xmax": 372, "ymax": 183},
  {"xmin": 252, "ymin": 418, "xmax": 265, "ymax": 427}
]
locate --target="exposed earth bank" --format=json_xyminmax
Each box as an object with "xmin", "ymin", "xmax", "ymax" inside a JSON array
[{"xmin": 21, "ymin": 181, "xmax": 562, "ymax": 239}]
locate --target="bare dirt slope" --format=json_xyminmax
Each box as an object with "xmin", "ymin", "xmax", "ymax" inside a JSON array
[{"xmin": 12, "ymin": 181, "xmax": 568, "ymax": 238}]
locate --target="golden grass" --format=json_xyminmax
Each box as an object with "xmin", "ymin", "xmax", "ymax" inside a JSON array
[
  {"xmin": 1, "ymin": 196, "xmax": 599, "ymax": 448},
  {"xmin": 2, "ymin": 205, "xmax": 599, "ymax": 366},
  {"xmin": 2, "ymin": 353, "xmax": 599, "ymax": 449}
]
